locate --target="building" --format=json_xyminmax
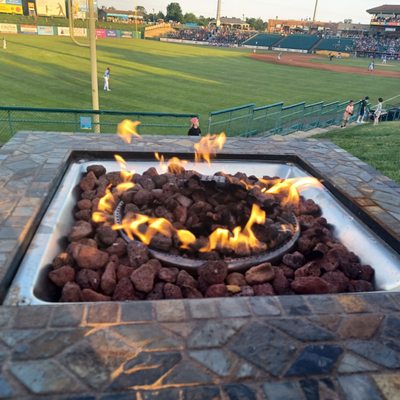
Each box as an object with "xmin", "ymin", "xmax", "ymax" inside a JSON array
[
  {"xmin": 336, "ymin": 23, "xmax": 370, "ymax": 36},
  {"xmin": 208, "ymin": 17, "xmax": 249, "ymax": 30},
  {"xmin": 367, "ymin": 4, "xmax": 400, "ymax": 35},
  {"xmin": 268, "ymin": 19, "xmax": 337, "ymax": 35},
  {"xmin": 98, "ymin": 8, "xmax": 144, "ymax": 24}
]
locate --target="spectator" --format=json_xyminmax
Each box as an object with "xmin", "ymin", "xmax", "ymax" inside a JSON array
[
  {"xmin": 341, "ymin": 100, "xmax": 354, "ymax": 128},
  {"xmin": 374, "ymin": 98, "xmax": 384, "ymax": 126},
  {"xmin": 357, "ymin": 96, "xmax": 370, "ymax": 124},
  {"xmin": 188, "ymin": 117, "xmax": 201, "ymax": 136}
]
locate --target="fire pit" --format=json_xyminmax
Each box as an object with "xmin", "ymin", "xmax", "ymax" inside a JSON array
[{"xmin": 5, "ymin": 156, "xmax": 400, "ymax": 305}]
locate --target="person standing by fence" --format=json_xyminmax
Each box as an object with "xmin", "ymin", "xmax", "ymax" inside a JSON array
[
  {"xmin": 341, "ymin": 100, "xmax": 354, "ymax": 128},
  {"xmin": 187, "ymin": 117, "xmax": 201, "ymax": 136},
  {"xmin": 3, "ymin": 37, "xmax": 6, "ymax": 50},
  {"xmin": 374, "ymin": 98, "xmax": 384, "ymax": 126},
  {"xmin": 103, "ymin": 67, "xmax": 111, "ymax": 91},
  {"xmin": 357, "ymin": 96, "xmax": 370, "ymax": 124}
]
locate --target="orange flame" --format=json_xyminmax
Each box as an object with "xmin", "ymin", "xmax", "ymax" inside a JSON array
[
  {"xmin": 200, "ymin": 203, "xmax": 266, "ymax": 254},
  {"xmin": 92, "ymin": 185, "xmax": 115, "ymax": 223},
  {"xmin": 194, "ymin": 133, "xmax": 226, "ymax": 164},
  {"xmin": 154, "ymin": 153, "xmax": 188, "ymax": 175},
  {"xmin": 117, "ymin": 119, "xmax": 141, "ymax": 143},
  {"xmin": 114, "ymin": 155, "xmax": 135, "ymax": 194},
  {"xmin": 264, "ymin": 177, "xmax": 321, "ymax": 206}
]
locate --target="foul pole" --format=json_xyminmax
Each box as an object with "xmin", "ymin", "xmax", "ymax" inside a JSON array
[
  {"xmin": 88, "ymin": 0, "xmax": 100, "ymax": 133},
  {"xmin": 312, "ymin": 0, "xmax": 319, "ymax": 22},
  {"xmin": 216, "ymin": 0, "xmax": 221, "ymax": 27}
]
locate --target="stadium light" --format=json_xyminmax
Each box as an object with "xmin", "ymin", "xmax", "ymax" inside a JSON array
[
  {"xmin": 216, "ymin": 0, "xmax": 221, "ymax": 27},
  {"xmin": 312, "ymin": 0, "xmax": 319, "ymax": 22}
]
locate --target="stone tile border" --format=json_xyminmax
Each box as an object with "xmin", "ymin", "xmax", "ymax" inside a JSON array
[{"xmin": 0, "ymin": 132, "xmax": 399, "ymax": 398}]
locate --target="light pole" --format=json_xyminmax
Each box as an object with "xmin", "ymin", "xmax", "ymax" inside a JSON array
[{"xmin": 312, "ymin": 0, "xmax": 319, "ymax": 22}]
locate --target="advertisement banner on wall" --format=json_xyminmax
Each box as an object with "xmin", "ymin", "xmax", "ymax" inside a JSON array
[
  {"xmin": 37, "ymin": 26, "xmax": 54, "ymax": 35},
  {"xmin": 119, "ymin": 30, "xmax": 133, "ymax": 38},
  {"xmin": 57, "ymin": 26, "xmax": 70, "ymax": 36},
  {"xmin": 106, "ymin": 30, "xmax": 117, "ymax": 37},
  {"xmin": 0, "ymin": 23, "xmax": 17, "ymax": 33},
  {"xmin": 95, "ymin": 29, "xmax": 106, "ymax": 38},
  {"xmin": 73, "ymin": 27, "xmax": 87, "ymax": 37},
  {"xmin": 36, "ymin": 0, "xmax": 66, "ymax": 17},
  {"xmin": 20, "ymin": 24, "xmax": 37, "ymax": 34},
  {"xmin": 0, "ymin": 0, "xmax": 23, "ymax": 14}
]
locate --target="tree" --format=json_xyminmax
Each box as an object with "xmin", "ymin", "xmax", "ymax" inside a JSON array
[
  {"xmin": 246, "ymin": 17, "xmax": 266, "ymax": 31},
  {"xmin": 135, "ymin": 6, "xmax": 147, "ymax": 16},
  {"xmin": 183, "ymin": 12, "xmax": 197, "ymax": 24},
  {"xmin": 166, "ymin": 2, "xmax": 183, "ymax": 22},
  {"xmin": 156, "ymin": 11, "xmax": 165, "ymax": 21}
]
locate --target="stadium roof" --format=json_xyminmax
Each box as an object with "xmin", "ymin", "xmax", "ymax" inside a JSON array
[
  {"xmin": 366, "ymin": 4, "xmax": 400, "ymax": 14},
  {"xmin": 210, "ymin": 17, "xmax": 246, "ymax": 24}
]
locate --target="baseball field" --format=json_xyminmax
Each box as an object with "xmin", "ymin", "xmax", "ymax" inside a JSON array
[{"xmin": 1, "ymin": 34, "xmax": 399, "ymax": 120}]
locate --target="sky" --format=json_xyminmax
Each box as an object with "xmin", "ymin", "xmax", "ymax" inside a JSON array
[{"xmin": 97, "ymin": 0, "xmax": 400, "ymax": 23}]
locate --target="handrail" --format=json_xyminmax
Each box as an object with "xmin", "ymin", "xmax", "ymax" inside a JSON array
[
  {"xmin": 253, "ymin": 102, "xmax": 284, "ymax": 112},
  {"xmin": 210, "ymin": 103, "xmax": 255, "ymax": 116},
  {"xmin": 0, "ymin": 106, "xmax": 198, "ymax": 118},
  {"xmin": 282, "ymin": 102, "xmax": 306, "ymax": 111}
]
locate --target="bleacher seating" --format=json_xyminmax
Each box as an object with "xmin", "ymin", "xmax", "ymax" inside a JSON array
[
  {"xmin": 243, "ymin": 33, "xmax": 282, "ymax": 47},
  {"xmin": 315, "ymin": 38, "xmax": 354, "ymax": 53},
  {"xmin": 276, "ymin": 35, "xmax": 320, "ymax": 51}
]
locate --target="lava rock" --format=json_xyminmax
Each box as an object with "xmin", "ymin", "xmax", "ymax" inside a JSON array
[
  {"xmin": 146, "ymin": 282, "xmax": 165, "ymax": 300},
  {"xmin": 294, "ymin": 261, "xmax": 321, "ymax": 278},
  {"xmin": 149, "ymin": 233, "xmax": 173, "ymax": 252},
  {"xmin": 235, "ymin": 285, "xmax": 254, "ymax": 297},
  {"xmin": 133, "ymin": 189, "xmax": 153, "ymax": 206},
  {"xmin": 49, "ymin": 266, "xmax": 75, "ymax": 287},
  {"xmin": 253, "ymin": 283, "xmax": 275, "ymax": 296},
  {"xmin": 176, "ymin": 270, "xmax": 197, "ymax": 288},
  {"xmin": 130, "ymin": 264, "xmax": 156, "ymax": 293},
  {"xmin": 127, "ymin": 241, "xmax": 149, "ymax": 268},
  {"xmin": 101, "ymin": 260, "xmax": 117, "ymax": 295},
  {"xmin": 145, "ymin": 259, "xmax": 163, "ymax": 274},
  {"xmin": 272, "ymin": 268, "xmax": 291, "ymax": 295},
  {"xmin": 205, "ymin": 284, "xmax": 227, "ymax": 298},
  {"xmin": 226, "ymin": 272, "xmax": 247, "ymax": 286},
  {"xmin": 113, "ymin": 277, "xmax": 136, "ymax": 301},
  {"xmin": 87, "ymin": 164, "xmax": 106, "ymax": 178},
  {"xmin": 117, "ymin": 264, "xmax": 135, "ymax": 281},
  {"xmin": 198, "ymin": 260, "xmax": 228, "ymax": 285},
  {"xmin": 77, "ymin": 199, "xmax": 92, "ymax": 210},
  {"xmin": 53, "ymin": 252, "xmax": 73, "ymax": 269},
  {"xmin": 158, "ymin": 267, "xmax": 179, "ymax": 283},
  {"xmin": 61, "ymin": 282, "xmax": 82, "ymax": 302},
  {"xmin": 68, "ymin": 221, "xmax": 94, "ymax": 242},
  {"xmin": 321, "ymin": 270, "xmax": 349, "ymax": 293},
  {"xmin": 106, "ymin": 238, "xmax": 127, "ymax": 257},
  {"xmin": 349, "ymin": 280, "xmax": 374, "ymax": 292},
  {"xmin": 283, "ymin": 251, "xmax": 305, "ymax": 270},
  {"xmin": 96, "ymin": 225, "xmax": 119, "ymax": 246},
  {"xmin": 164, "ymin": 283, "xmax": 183, "ymax": 299},
  {"xmin": 76, "ymin": 269, "xmax": 101, "ymax": 291},
  {"xmin": 82, "ymin": 289, "xmax": 111, "ymax": 302},
  {"xmin": 75, "ymin": 210, "xmax": 92, "ymax": 222},
  {"xmin": 358, "ymin": 265, "xmax": 374, "ymax": 282},
  {"xmin": 245, "ymin": 263, "xmax": 275, "ymax": 285},
  {"xmin": 181, "ymin": 285, "xmax": 203, "ymax": 298},
  {"xmin": 291, "ymin": 277, "xmax": 331, "ymax": 294},
  {"xmin": 72, "ymin": 245, "xmax": 109, "ymax": 269},
  {"xmin": 79, "ymin": 171, "xmax": 98, "ymax": 192}
]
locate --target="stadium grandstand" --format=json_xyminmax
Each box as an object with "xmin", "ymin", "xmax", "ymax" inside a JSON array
[
  {"xmin": 243, "ymin": 33, "xmax": 282, "ymax": 47},
  {"xmin": 314, "ymin": 37, "xmax": 355, "ymax": 53},
  {"xmin": 274, "ymin": 34, "xmax": 320, "ymax": 51}
]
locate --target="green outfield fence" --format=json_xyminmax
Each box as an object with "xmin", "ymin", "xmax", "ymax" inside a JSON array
[
  {"xmin": 208, "ymin": 100, "xmax": 366, "ymax": 136},
  {"xmin": 0, "ymin": 106, "xmax": 199, "ymax": 144}
]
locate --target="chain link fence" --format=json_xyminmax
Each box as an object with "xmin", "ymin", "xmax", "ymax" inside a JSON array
[{"xmin": 0, "ymin": 107, "xmax": 199, "ymax": 144}]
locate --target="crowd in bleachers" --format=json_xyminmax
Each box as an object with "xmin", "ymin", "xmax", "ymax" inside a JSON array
[
  {"xmin": 166, "ymin": 27, "xmax": 254, "ymax": 46},
  {"xmin": 371, "ymin": 15, "xmax": 400, "ymax": 25},
  {"xmin": 354, "ymin": 35, "xmax": 400, "ymax": 54}
]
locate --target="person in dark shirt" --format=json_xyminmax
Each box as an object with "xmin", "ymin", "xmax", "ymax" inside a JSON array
[
  {"xmin": 357, "ymin": 96, "xmax": 370, "ymax": 123},
  {"xmin": 188, "ymin": 117, "xmax": 201, "ymax": 136}
]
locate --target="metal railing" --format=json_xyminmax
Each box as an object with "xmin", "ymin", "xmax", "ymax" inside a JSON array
[
  {"xmin": 0, "ymin": 106, "xmax": 199, "ymax": 144},
  {"xmin": 208, "ymin": 99, "xmax": 371, "ymax": 137}
]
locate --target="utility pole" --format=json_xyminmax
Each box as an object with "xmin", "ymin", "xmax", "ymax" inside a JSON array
[
  {"xmin": 216, "ymin": 0, "xmax": 221, "ymax": 27},
  {"xmin": 312, "ymin": 0, "xmax": 319, "ymax": 22},
  {"xmin": 88, "ymin": 0, "xmax": 100, "ymax": 133}
]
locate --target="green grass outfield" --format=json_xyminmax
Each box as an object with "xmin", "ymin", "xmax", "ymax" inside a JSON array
[
  {"xmin": 315, "ymin": 121, "xmax": 400, "ymax": 184},
  {"xmin": 1, "ymin": 35, "xmax": 399, "ymax": 121}
]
